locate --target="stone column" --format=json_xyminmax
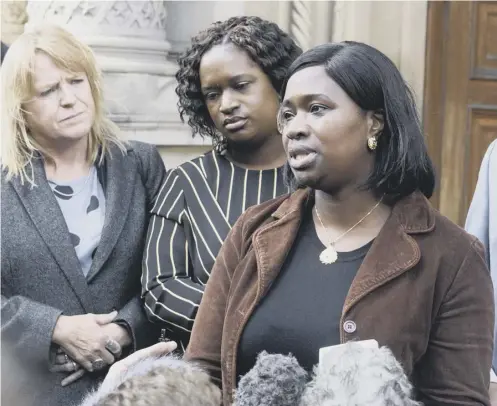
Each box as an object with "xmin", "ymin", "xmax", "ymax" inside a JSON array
[
  {"xmin": 25, "ymin": 1, "xmax": 198, "ymax": 147},
  {"xmin": 1, "ymin": 0, "xmax": 28, "ymax": 45}
]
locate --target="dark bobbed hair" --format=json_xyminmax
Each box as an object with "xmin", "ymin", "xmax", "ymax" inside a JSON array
[
  {"xmin": 175, "ymin": 16, "xmax": 302, "ymax": 139},
  {"xmin": 281, "ymin": 41, "xmax": 436, "ymax": 200}
]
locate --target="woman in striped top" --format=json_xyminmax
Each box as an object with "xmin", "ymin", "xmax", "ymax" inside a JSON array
[{"xmin": 141, "ymin": 16, "xmax": 302, "ymax": 349}]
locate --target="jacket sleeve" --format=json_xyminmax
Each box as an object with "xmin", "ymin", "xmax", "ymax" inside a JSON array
[
  {"xmin": 114, "ymin": 143, "xmax": 167, "ymax": 350},
  {"xmin": 465, "ymin": 140, "xmax": 496, "ymax": 265},
  {"xmin": 141, "ymin": 169, "xmax": 204, "ymax": 338},
  {"xmin": 1, "ymin": 293, "xmax": 62, "ymax": 366},
  {"xmin": 1, "ymin": 250, "xmax": 62, "ymax": 366},
  {"xmin": 184, "ymin": 211, "xmax": 245, "ymax": 386},
  {"xmin": 414, "ymin": 239, "xmax": 494, "ymax": 406}
]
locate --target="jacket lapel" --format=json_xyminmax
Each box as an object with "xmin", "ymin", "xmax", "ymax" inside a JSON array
[
  {"xmin": 10, "ymin": 158, "xmax": 94, "ymax": 312},
  {"xmin": 343, "ymin": 192, "xmax": 435, "ymax": 314},
  {"xmin": 252, "ymin": 189, "xmax": 309, "ymax": 296},
  {"xmin": 86, "ymin": 145, "xmax": 136, "ymax": 282},
  {"xmin": 251, "ymin": 189, "xmax": 435, "ymax": 316}
]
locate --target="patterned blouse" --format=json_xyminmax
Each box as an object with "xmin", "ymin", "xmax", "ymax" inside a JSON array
[
  {"xmin": 142, "ymin": 150, "xmax": 289, "ymax": 349},
  {"xmin": 49, "ymin": 166, "xmax": 106, "ymax": 276}
]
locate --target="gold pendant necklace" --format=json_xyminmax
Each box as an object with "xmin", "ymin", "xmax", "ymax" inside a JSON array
[
  {"xmin": 314, "ymin": 196, "xmax": 384, "ymax": 264},
  {"xmin": 319, "ymin": 244, "xmax": 339, "ymax": 265}
]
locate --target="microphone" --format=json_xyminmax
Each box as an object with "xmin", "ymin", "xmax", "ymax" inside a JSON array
[
  {"xmin": 79, "ymin": 354, "xmax": 221, "ymax": 406},
  {"xmin": 300, "ymin": 344, "xmax": 421, "ymax": 406},
  {"xmin": 234, "ymin": 351, "xmax": 308, "ymax": 406}
]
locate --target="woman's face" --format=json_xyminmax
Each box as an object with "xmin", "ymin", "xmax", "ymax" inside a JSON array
[
  {"xmin": 279, "ymin": 65, "xmax": 382, "ymax": 193},
  {"xmin": 23, "ymin": 52, "xmax": 95, "ymax": 147},
  {"xmin": 199, "ymin": 43, "xmax": 280, "ymax": 147}
]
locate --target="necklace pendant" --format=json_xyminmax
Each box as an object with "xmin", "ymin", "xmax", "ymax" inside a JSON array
[{"xmin": 320, "ymin": 245, "xmax": 338, "ymax": 264}]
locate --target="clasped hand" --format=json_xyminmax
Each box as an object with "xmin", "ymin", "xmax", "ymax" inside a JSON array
[{"xmin": 51, "ymin": 311, "xmax": 131, "ymax": 386}]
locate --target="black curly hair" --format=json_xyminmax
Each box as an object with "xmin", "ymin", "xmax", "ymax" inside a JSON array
[{"xmin": 175, "ymin": 16, "xmax": 302, "ymax": 139}]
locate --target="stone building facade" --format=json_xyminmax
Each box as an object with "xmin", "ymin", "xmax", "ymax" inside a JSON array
[{"xmin": 1, "ymin": 0, "xmax": 428, "ymax": 169}]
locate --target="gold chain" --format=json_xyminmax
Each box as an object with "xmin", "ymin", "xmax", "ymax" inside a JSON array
[{"xmin": 314, "ymin": 196, "xmax": 384, "ymax": 247}]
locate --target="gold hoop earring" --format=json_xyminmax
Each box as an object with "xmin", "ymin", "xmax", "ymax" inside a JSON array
[{"xmin": 367, "ymin": 136, "xmax": 378, "ymax": 151}]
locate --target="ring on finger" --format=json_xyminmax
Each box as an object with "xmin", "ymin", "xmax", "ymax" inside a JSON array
[
  {"xmin": 92, "ymin": 358, "xmax": 105, "ymax": 370},
  {"xmin": 105, "ymin": 338, "xmax": 120, "ymax": 353},
  {"xmin": 72, "ymin": 361, "xmax": 78, "ymax": 371},
  {"xmin": 64, "ymin": 354, "xmax": 70, "ymax": 363}
]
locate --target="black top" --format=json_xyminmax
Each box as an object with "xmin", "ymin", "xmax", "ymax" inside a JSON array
[
  {"xmin": 236, "ymin": 207, "xmax": 373, "ymax": 380},
  {"xmin": 142, "ymin": 151, "xmax": 289, "ymax": 350}
]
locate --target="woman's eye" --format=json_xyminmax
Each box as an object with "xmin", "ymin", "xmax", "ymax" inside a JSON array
[
  {"xmin": 70, "ymin": 78, "xmax": 84, "ymax": 85},
  {"xmin": 278, "ymin": 110, "xmax": 294, "ymax": 123},
  {"xmin": 277, "ymin": 110, "xmax": 294, "ymax": 131},
  {"xmin": 282, "ymin": 111, "xmax": 294, "ymax": 120},
  {"xmin": 234, "ymin": 82, "xmax": 249, "ymax": 91},
  {"xmin": 40, "ymin": 87, "xmax": 56, "ymax": 97},
  {"xmin": 204, "ymin": 92, "xmax": 219, "ymax": 101},
  {"xmin": 310, "ymin": 104, "xmax": 327, "ymax": 114}
]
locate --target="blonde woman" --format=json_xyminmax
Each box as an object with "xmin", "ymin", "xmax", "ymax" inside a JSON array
[{"xmin": 1, "ymin": 25, "xmax": 166, "ymax": 406}]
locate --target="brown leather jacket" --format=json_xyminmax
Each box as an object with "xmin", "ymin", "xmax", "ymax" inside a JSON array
[{"xmin": 185, "ymin": 188, "xmax": 494, "ymax": 405}]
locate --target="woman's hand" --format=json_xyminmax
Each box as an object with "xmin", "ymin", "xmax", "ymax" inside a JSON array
[
  {"xmin": 58, "ymin": 323, "xmax": 132, "ymax": 386},
  {"xmin": 100, "ymin": 322, "xmax": 131, "ymax": 350},
  {"xmin": 50, "ymin": 350, "xmax": 82, "ymax": 373},
  {"xmin": 52, "ymin": 311, "xmax": 119, "ymax": 372},
  {"xmin": 51, "ymin": 340, "xmax": 121, "ymax": 386},
  {"xmin": 60, "ymin": 342, "xmax": 178, "ymax": 388}
]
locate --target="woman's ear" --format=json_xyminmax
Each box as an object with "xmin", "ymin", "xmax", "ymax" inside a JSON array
[{"xmin": 367, "ymin": 110, "xmax": 385, "ymax": 138}]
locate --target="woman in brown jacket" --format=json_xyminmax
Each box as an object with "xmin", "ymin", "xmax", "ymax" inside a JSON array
[{"xmin": 185, "ymin": 42, "xmax": 494, "ymax": 405}]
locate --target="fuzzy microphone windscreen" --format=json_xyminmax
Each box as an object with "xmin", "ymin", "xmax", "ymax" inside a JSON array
[
  {"xmin": 234, "ymin": 351, "xmax": 308, "ymax": 406},
  {"xmin": 80, "ymin": 355, "xmax": 221, "ymax": 406},
  {"xmin": 299, "ymin": 344, "xmax": 421, "ymax": 406}
]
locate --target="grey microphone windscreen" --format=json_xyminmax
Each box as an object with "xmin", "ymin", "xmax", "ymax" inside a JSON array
[
  {"xmin": 300, "ymin": 344, "xmax": 421, "ymax": 406},
  {"xmin": 234, "ymin": 351, "xmax": 308, "ymax": 406}
]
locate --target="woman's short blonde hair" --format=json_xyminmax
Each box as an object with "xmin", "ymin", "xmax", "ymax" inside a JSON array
[{"xmin": 1, "ymin": 24, "xmax": 127, "ymax": 185}]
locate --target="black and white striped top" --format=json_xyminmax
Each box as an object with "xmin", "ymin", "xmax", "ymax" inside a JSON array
[{"xmin": 142, "ymin": 150, "xmax": 289, "ymax": 349}]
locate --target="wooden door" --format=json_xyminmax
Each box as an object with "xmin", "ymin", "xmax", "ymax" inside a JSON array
[{"xmin": 423, "ymin": 1, "xmax": 497, "ymax": 226}]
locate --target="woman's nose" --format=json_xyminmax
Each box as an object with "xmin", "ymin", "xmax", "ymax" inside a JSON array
[
  {"xmin": 59, "ymin": 83, "xmax": 77, "ymax": 107},
  {"xmin": 219, "ymin": 91, "xmax": 240, "ymax": 115},
  {"xmin": 283, "ymin": 115, "xmax": 309, "ymax": 140}
]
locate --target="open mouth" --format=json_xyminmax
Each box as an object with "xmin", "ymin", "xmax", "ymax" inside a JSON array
[{"xmin": 288, "ymin": 148, "xmax": 317, "ymax": 169}]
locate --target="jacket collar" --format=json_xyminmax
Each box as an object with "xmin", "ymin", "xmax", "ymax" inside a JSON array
[
  {"xmin": 85, "ymin": 142, "xmax": 135, "ymax": 282},
  {"xmin": 254, "ymin": 188, "xmax": 435, "ymax": 316},
  {"xmin": 9, "ymin": 154, "xmax": 96, "ymax": 311},
  {"xmin": 8, "ymin": 142, "xmax": 136, "ymax": 298},
  {"xmin": 271, "ymin": 187, "xmax": 435, "ymax": 234}
]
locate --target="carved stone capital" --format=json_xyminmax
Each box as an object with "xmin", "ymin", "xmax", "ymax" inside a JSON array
[
  {"xmin": 25, "ymin": 1, "xmax": 174, "ymax": 74},
  {"xmin": 26, "ymin": 1, "xmax": 168, "ymax": 39}
]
